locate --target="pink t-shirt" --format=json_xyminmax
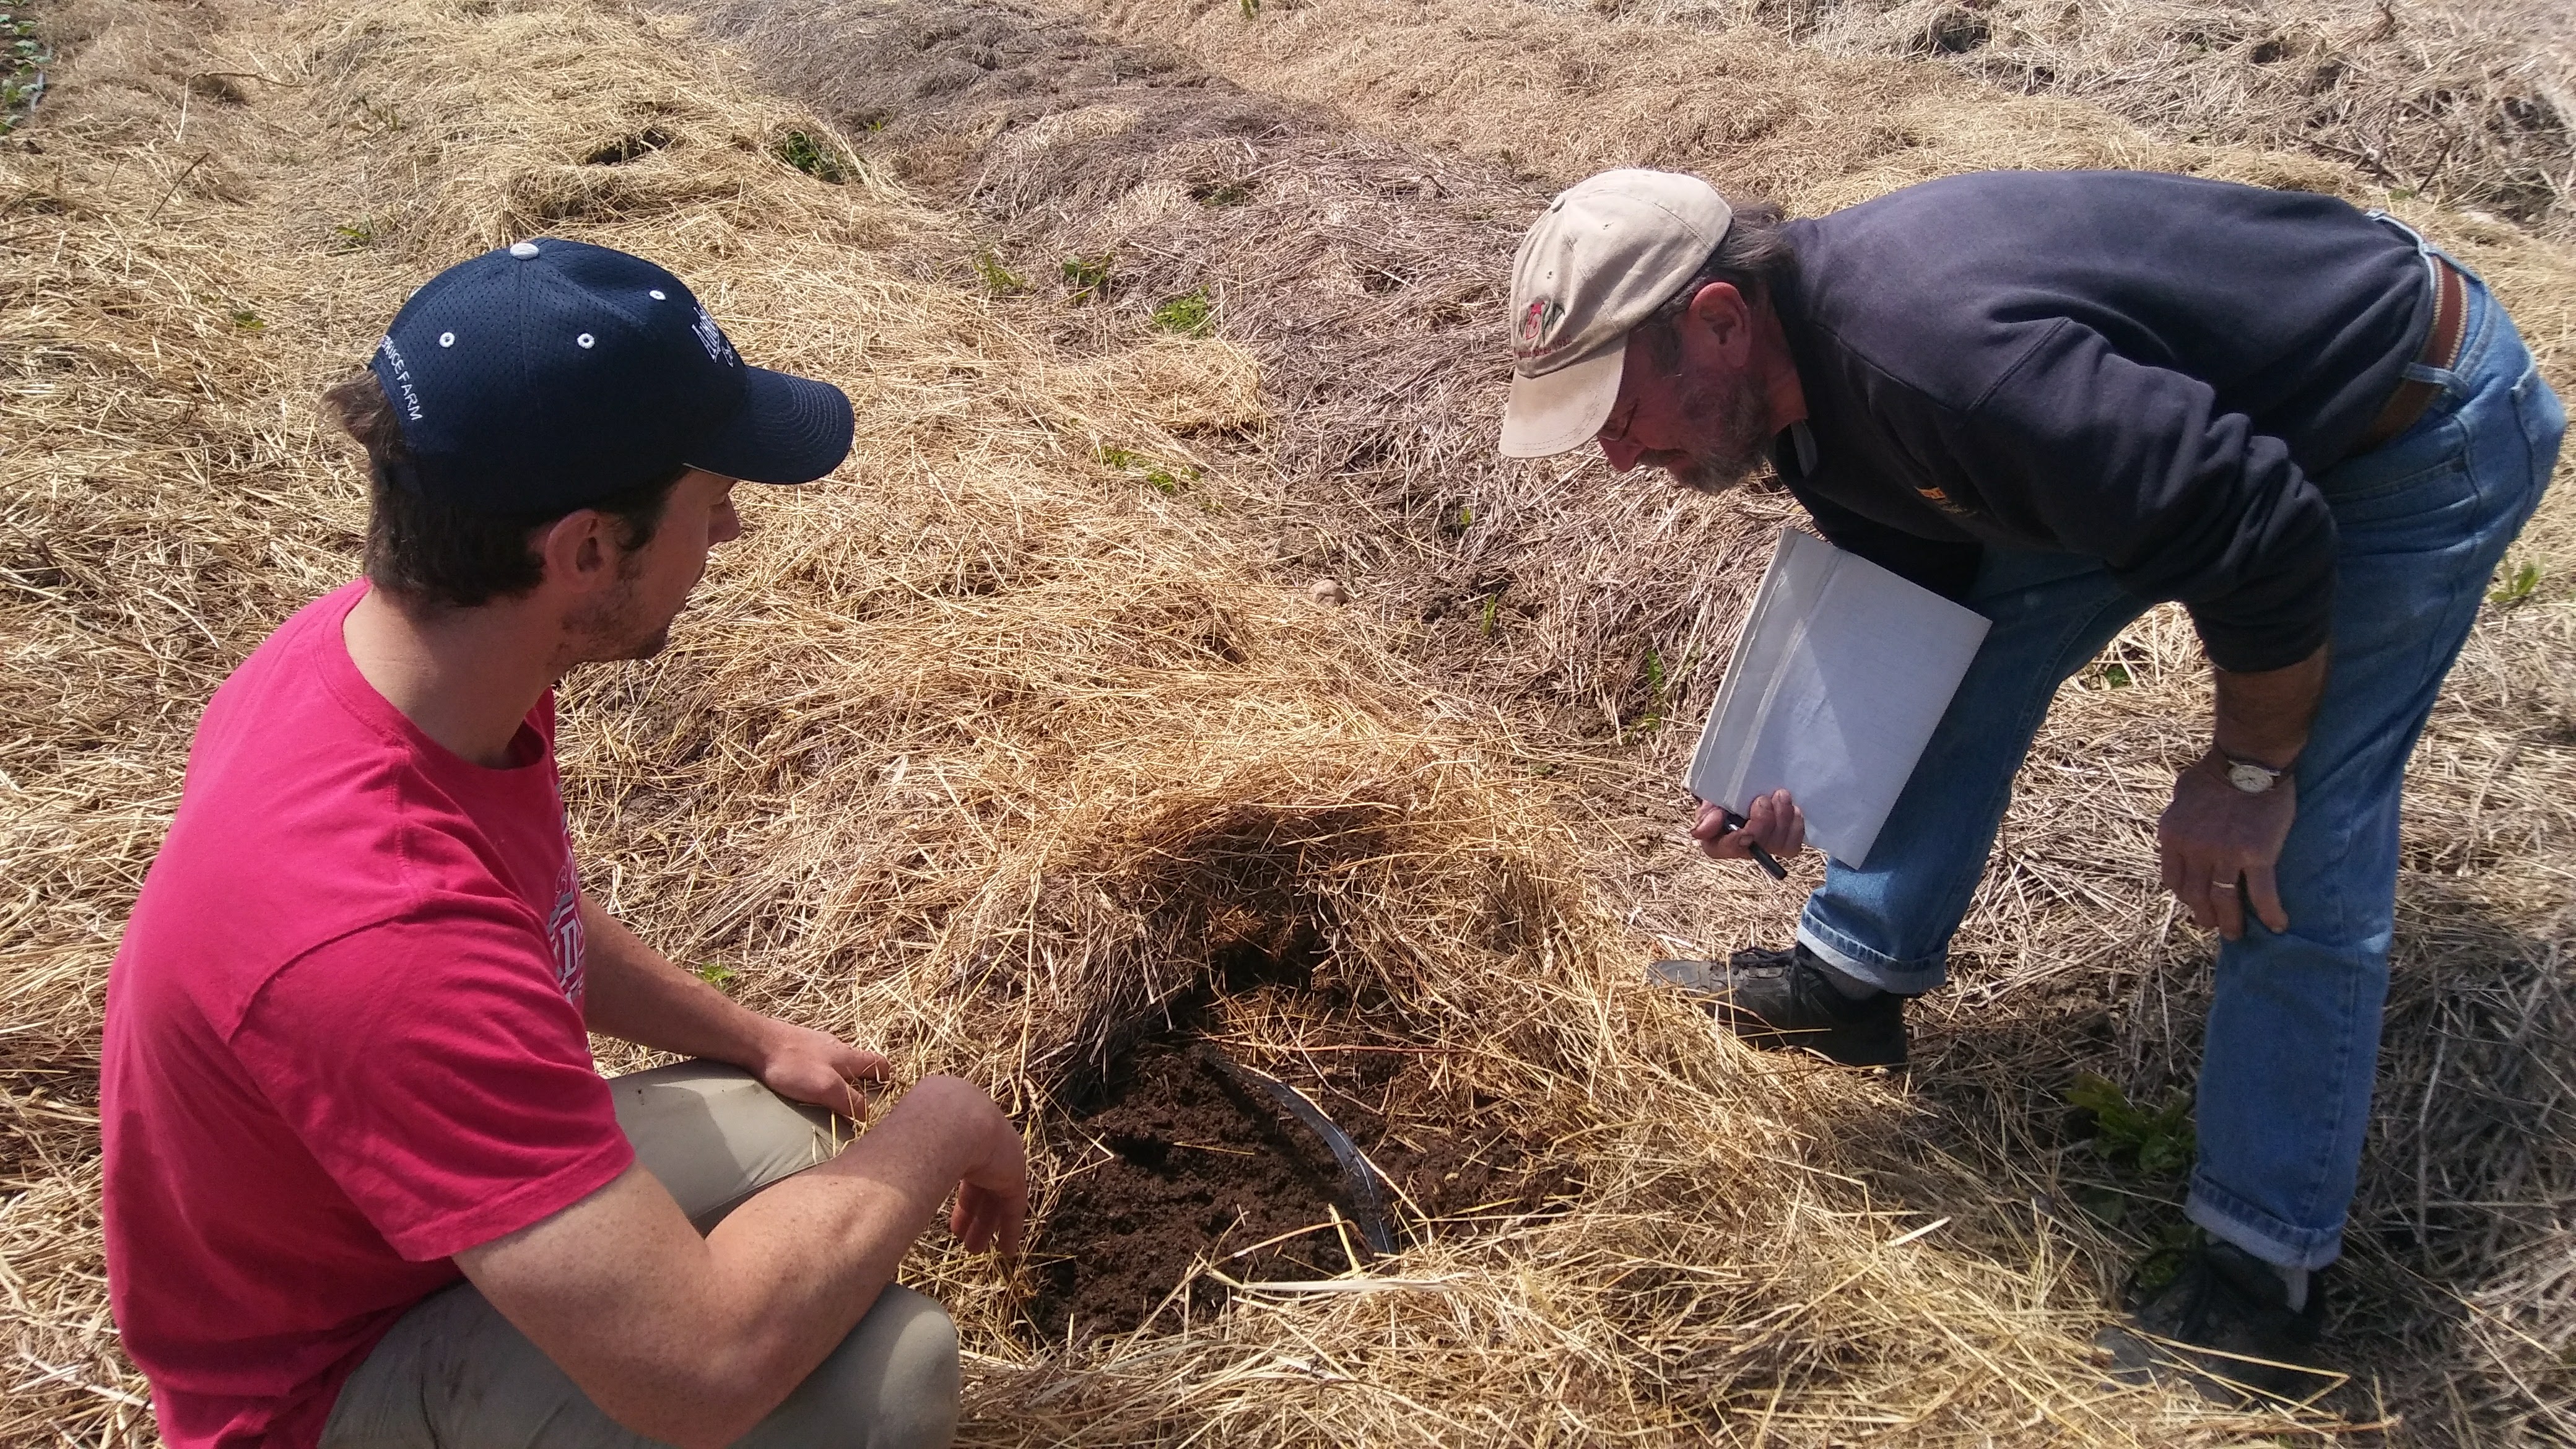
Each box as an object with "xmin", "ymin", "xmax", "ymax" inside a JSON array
[{"xmin": 100, "ymin": 581, "xmax": 633, "ymax": 1449}]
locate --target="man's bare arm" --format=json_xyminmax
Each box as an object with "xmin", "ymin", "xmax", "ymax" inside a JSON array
[
  {"xmin": 2211, "ymin": 644, "xmax": 2329, "ymax": 768},
  {"xmin": 456, "ymin": 1074, "xmax": 1025, "ymax": 1449},
  {"xmin": 578, "ymin": 892, "xmax": 887, "ymax": 1115}
]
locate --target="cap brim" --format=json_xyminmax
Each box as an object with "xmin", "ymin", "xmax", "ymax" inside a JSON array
[
  {"xmin": 1498, "ymin": 346, "xmax": 1626, "ymax": 458},
  {"xmin": 687, "ymin": 367, "xmax": 855, "ymax": 485}
]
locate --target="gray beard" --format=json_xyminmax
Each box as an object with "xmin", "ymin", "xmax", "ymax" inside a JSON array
[
  {"xmin": 1666, "ymin": 450, "xmax": 1759, "ymax": 496},
  {"xmin": 1663, "ymin": 370, "xmax": 1775, "ymax": 496}
]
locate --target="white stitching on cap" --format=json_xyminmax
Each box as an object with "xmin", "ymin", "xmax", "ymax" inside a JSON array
[
  {"xmin": 438, "ymin": 332, "xmax": 455, "ymax": 347},
  {"xmin": 648, "ymin": 289, "xmax": 666, "ymax": 300},
  {"xmin": 576, "ymin": 333, "xmax": 595, "ymax": 349}
]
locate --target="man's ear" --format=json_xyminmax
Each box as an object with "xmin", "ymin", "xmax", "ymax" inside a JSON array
[
  {"xmin": 1684, "ymin": 281, "xmax": 1752, "ymax": 352},
  {"xmin": 534, "ymin": 509, "xmax": 616, "ymax": 595}
]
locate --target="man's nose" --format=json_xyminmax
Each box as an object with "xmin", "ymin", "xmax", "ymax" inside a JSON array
[{"xmin": 1599, "ymin": 437, "xmax": 1644, "ymax": 472}]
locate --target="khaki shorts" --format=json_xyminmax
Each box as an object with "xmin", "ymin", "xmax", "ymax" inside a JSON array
[{"xmin": 321, "ymin": 1063, "xmax": 960, "ymax": 1449}]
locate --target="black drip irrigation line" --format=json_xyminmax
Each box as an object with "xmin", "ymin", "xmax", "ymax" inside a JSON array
[{"xmin": 1194, "ymin": 1043, "xmax": 1398, "ymax": 1258}]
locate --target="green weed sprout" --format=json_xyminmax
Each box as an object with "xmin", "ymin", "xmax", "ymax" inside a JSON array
[
  {"xmin": 973, "ymin": 250, "xmax": 1030, "ymax": 296},
  {"xmin": 772, "ymin": 129, "xmax": 850, "ymax": 184},
  {"xmin": 2489, "ymin": 560, "xmax": 2541, "ymax": 608},
  {"xmin": 1151, "ymin": 289, "xmax": 1212, "ymax": 336},
  {"xmin": 2068, "ymin": 1071, "xmax": 2195, "ymax": 1178},
  {"xmin": 1098, "ymin": 445, "xmax": 1201, "ymax": 499},
  {"xmin": 1061, "ymin": 254, "xmax": 1115, "ymax": 304}
]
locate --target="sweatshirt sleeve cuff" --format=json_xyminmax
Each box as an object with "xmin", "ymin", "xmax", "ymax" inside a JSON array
[{"xmin": 2190, "ymin": 610, "xmax": 2333, "ymax": 673}]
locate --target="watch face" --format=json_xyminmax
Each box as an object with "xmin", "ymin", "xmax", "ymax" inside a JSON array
[{"xmin": 2227, "ymin": 761, "xmax": 2276, "ymax": 793}]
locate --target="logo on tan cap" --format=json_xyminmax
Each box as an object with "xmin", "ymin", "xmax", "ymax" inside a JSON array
[
  {"xmin": 1499, "ymin": 170, "xmax": 1734, "ymax": 459},
  {"xmin": 1516, "ymin": 297, "xmax": 1566, "ymax": 357}
]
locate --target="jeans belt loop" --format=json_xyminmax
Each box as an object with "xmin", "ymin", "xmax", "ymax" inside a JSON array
[{"xmin": 2352, "ymin": 254, "xmax": 2466, "ymax": 456}]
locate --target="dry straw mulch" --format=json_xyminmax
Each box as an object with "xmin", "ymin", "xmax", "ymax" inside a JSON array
[
  {"xmin": 0, "ymin": 1, "xmax": 2570, "ymax": 1448},
  {"xmin": 1593, "ymin": 0, "xmax": 2576, "ymax": 243},
  {"xmin": 664, "ymin": 0, "xmax": 2573, "ymax": 1437}
]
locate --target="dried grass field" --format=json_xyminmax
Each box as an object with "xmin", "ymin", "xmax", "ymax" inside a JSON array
[
  {"xmin": 2, "ymin": 0, "xmax": 2573, "ymax": 1443},
  {"xmin": 1580, "ymin": 0, "xmax": 2576, "ymax": 242}
]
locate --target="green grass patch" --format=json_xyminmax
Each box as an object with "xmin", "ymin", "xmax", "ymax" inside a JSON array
[
  {"xmin": 3, "ymin": 7, "xmax": 50, "ymax": 135},
  {"xmin": 973, "ymin": 250, "xmax": 1030, "ymax": 297},
  {"xmin": 1151, "ymin": 289, "xmax": 1212, "ymax": 336},
  {"xmin": 772, "ymin": 128, "xmax": 851, "ymax": 185},
  {"xmin": 2489, "ymin": 559, "xmax": 2542, "ymax": 608},
  {"xmin": 2068, "ymin": 1071, "xmax": 2194, "ymax": 1177},
  {"xmin": 1622, "ymin": 645, "xmax": 1671, "ymax": 739},
  {"xmin": 1099, "ymin": 445, "xmax": 1203, "ymax": 500},
  {"xmin": 1061, "ymin": 254, "xmax": 1115, "ymax": 305}
]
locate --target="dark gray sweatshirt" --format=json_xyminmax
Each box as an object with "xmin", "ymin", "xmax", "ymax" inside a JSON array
[{"xmin": 1767, "ymin": 170, "xmax": 2432, "ymax": 672}]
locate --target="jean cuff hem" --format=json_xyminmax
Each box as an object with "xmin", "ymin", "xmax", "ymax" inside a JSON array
[
  {"xmin": 1794, "ymin": 921, "xmax": 1946, "ymax": 996},
  {"xmin": 2185, "ymin": 1178, "xmax": 2344, "ymax": 1271}
]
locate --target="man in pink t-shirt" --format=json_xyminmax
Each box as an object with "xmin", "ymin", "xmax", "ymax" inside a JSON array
[{"xmin": 102, "ymin": 239, "xmax": 1026, "ymax": 1449}]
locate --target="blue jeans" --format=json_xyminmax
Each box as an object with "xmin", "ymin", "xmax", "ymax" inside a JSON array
[{"xmin": 1793, "ymin": 258, "xmax": 2564, "ymax": 1270}]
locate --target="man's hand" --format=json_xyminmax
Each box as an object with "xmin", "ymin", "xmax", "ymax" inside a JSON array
[
  {"xmin": 1690, "ymin": 788, "xmax": 1804, "ymax": 866},
  {"xmin": 946, "ymin": 1089, "xmax": 1027, "ymax": 1257},
  {"xmin": 457, "ymin": 1073, "xmax": 1028, "ymax": 1449},
  {"xmin": 2159, "ymin": 750, "xmax": 2297, "ymax": 939},
  {"xmin": 752, "ymin": 1022, "xmax": 892, "ymax": 1120}
]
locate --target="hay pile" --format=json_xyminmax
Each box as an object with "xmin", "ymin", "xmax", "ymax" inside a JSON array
[{"xmin": 2, "ymin": 0, "xmax": 2572, "ymax": 1446}]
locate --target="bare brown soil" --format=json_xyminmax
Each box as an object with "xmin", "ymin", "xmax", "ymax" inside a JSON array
[
  {"xmin": 1030, "ymin": 1042, "xmax": 1350, "ymax": 1341},
  {"xmin": 1030, "ymin": 1021, "xmax": 1570, "ymax": 1341}
]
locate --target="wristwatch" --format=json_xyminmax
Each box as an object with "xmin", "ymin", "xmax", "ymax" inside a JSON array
[{"xmin": 2219, "ymin": 752, "xmax": 2287, "ymax": 794}]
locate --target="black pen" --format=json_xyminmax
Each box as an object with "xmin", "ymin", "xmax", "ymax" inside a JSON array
[{"xmin": 1721, "ymin": 809, "xmax": 1790, "ymax": 881}]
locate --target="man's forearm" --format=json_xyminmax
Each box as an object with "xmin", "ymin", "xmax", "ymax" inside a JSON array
[
  {"xmin": 577, "ymin": 892, "xmax": 773, "ymax": 1064},
  {"xmin": 690, "ymin": 1077, "xmax": 993, "ymax": 1390},
  {"xmin": 2211, "ymin": 644, "xmax": 2330, "ymax": 767},
  {"xmin": 461, "ymin": 1075, "xmax": 1011, "ymax": 1449}
]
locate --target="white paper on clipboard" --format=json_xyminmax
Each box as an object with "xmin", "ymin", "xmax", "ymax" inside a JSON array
[{"xmin": 1684, "ymin": 530, "xmax": 1991, "ymax": 868}]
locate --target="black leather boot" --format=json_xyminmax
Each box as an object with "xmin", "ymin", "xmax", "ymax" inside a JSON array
[{"xmin": 1648, "ymin": 943, "xmax": 1907, "ymax": 1068}]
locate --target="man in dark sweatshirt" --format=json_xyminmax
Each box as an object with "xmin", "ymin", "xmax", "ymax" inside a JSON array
[{"xmin": 1497, "ymin": 169, "xmax": 2562, "ymax": 1396}]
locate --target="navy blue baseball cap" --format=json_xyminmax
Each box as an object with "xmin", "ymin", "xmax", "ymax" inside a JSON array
[{"xmin": 368, "ymin": 238, "xmax": 853, "ymax": 515}]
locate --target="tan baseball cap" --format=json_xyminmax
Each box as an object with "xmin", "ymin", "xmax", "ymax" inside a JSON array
[{"xmin": 1499, "ymin": 170, "xmax": 1734, "ymax": 458}]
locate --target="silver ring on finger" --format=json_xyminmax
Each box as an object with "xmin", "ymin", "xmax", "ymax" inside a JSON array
[{"xmin": 2211, "ymin": 879, "xmax": 2238, "ymax": 890}]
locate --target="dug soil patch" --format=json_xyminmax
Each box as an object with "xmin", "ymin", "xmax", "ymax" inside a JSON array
[{"xmin": 1025, "ymin": 1036, "xmax": 1564, "ymax": 1342}]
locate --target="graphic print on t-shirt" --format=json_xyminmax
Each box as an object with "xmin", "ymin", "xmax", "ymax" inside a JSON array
[{"xmin": 545, "ymin": 835, "xmax": 585, "ymax": 1003}]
